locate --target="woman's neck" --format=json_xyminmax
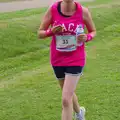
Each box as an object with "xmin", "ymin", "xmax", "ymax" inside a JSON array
[{"xmin": 61, "ymin": 1, "xmax": 76, "ymax": 13}]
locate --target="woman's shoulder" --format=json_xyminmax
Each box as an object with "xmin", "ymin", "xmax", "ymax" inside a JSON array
[
  {"xmin": 76, "ymin": 2, "xmax": 89, "ymax": 14},
  {"xmin": 82, "ymin": 6, "xmax": 89, "ymax": 13},
  {"xmin": 82, "ymin": 6, "xmax": 91, "ymax": 19},
  {"xmin": 50, "ymin": 1, "xmax": 60, "ymax": 8}
]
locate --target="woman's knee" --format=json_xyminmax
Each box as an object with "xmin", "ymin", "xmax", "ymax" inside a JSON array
[{"xmin": 62, "ymin": 93, "xmax": 73, "ymax": 107}]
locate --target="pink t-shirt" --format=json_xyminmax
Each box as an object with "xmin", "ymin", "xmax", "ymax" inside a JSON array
[{"xmin": 50, "ymin": 1, "xmax": 86, "ymax": 66}]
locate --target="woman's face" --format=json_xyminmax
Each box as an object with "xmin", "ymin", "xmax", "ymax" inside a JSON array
[{"xmin": 63, "ymin": 0, "xmax": 74, "ymax": 3}]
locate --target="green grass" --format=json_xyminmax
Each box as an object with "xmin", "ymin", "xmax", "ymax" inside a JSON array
[
  {"xmin": 82, "ymin": 0, "xmax": 119, "ymax": 6},
  {"xmin": 0, "ymin": 0, "xmax": 120, "ymax": 120}
]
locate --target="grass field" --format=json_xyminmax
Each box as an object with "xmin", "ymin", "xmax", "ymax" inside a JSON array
[{"xmin": 0, "ymin": 0, "xmax": 120, "ymax": 120}]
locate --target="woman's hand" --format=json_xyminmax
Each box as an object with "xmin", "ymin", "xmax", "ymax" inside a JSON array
[
  {"xmin": 77, "ymin": 34, "xmax": 87, "ymax": 43},
  {"xmin": 51, "ymin": 25, "xmax": 63, "ymax": 34}
]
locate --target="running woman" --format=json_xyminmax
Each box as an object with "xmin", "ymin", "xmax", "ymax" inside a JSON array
[{"xmin": 38, "ymin": 0, "xmax": 96, "ymax": 120}]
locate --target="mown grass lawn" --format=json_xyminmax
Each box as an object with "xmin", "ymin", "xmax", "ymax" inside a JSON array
[{"xmin": 0, "ymin": 0, "xmax": 120, "ymax": 120}]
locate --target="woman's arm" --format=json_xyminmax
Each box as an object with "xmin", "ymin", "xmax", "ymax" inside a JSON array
[
  {"xmin": 38, "ymin": 7, "xmax": 63, "ymax": 39},
  {"xmin": 38, "ymin": 8, "xmax": 52, "ymax": 39},
  {"xmin": 83, "ymin": 7, "xmax": 96, "ymax": 42}
]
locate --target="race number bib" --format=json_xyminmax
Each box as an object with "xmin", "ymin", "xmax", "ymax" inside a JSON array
[{"xmin": 56, "ymin": 35, "xmax": 77, "ymax": 52}]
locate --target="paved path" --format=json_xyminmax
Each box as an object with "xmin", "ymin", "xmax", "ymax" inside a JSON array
[{"xmin": 0, "ymin": 0, "xmax": 94, "ymax": 13}]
